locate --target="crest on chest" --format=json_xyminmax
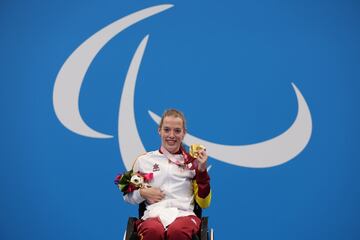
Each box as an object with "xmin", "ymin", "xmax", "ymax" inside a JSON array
[{"xmin": 152, "ymin": 163, "xmax": 160, "ymax": 172}]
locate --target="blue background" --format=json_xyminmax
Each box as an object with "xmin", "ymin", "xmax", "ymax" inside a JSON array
[{"xmin": 1, "ymin": 0, "xmax": 360, "ymax": 239}]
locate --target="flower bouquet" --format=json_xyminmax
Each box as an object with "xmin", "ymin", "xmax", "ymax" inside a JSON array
[{"xmin": 114, "ymin": 170, "xmax": 153, "ymax": 195}]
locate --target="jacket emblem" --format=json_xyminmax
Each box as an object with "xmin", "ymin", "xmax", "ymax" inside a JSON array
[{"xmin": 152, "ymin": 163, "xmax": 160, "ymax": 172}]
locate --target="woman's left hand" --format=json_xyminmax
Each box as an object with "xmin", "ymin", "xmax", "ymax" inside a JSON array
[{"xmin": 197, "ymin": 149, "xmax": 208, "ymax": 172}]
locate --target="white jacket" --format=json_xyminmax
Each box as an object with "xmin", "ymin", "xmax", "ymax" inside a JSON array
[{"xmin": 124, "ymin": 150, "xmax": 196, "ymax": 227}]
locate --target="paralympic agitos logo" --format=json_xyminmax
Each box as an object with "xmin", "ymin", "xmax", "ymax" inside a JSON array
[{"xmin": 52, "ymin": 4, "xmax": 312, "ymax": 170}]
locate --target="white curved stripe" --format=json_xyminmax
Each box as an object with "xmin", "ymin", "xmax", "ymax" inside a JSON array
[
  {"xmin": 148, "ymin": 83, "xmax": 312, "ymax": 168},
  {"xmin": 53, "ymin": 4, "xmax": 173, "ymax": 138},
  {"xmin": 118, "ymin": 36, "xmax": 149, "ymax": 170}
]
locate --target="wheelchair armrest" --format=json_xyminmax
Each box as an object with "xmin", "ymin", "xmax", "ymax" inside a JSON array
[
  {"xmin": 125, "ymin": 217, "xmax": 138, "ymax": 240},
  {"xmin": 200, "ymin": 217, "xmax": 208, "ymax": 240}
]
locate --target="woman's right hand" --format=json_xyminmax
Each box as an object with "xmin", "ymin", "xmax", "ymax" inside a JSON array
[{"xmin": 139, "ymin": 187, "xmax": 165, "ymax": 204}]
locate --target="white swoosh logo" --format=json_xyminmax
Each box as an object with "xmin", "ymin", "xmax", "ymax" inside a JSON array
[
  {"xmin": 53, "ymin": 4, "xmax": 313, "ymax": 170},
  {"xmin": 53, "ymin": 4, "xmax": 173, "ymax": 138},
  {"xmin": 118, "ymin": 35, "xmax": 150, "ymax": 170},
  {"xmin": 148, "ymin": 82, "xmax": 312, "ymax": 168}
]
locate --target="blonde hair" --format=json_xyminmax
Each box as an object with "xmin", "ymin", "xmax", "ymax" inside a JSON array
[{"xmin": 159, "ymin": 109, "xmax": 187, "ymax": 130}]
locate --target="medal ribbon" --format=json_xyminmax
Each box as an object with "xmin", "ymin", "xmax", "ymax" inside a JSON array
[{"xmin": 160, "ymin": 145, "xmax": 197, "ymax": 170}]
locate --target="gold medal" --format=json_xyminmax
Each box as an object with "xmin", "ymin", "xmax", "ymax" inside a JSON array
[{"xmin": 189, "ymin": 144, "xmax": 206, "ymax": 158}]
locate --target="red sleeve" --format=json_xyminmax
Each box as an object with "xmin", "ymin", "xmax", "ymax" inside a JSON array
[{"xmin": 195, "ymin": 169, "xmax": 210, "ymax": 198}]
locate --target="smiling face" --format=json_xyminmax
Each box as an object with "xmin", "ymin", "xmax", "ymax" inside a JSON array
[{"xmin": 158, "ymin": 116, "xmax": 186, "ymax": 154}]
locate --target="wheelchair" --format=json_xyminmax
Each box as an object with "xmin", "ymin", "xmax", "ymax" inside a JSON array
[{"xmin": 124, "ymin": 201, "xmax": 213, "ymax": 240}]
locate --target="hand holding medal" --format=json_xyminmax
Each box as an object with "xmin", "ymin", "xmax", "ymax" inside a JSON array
[{"xmin": 190, "ymin": 144, "xmax": 208, "ymax": 172}]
